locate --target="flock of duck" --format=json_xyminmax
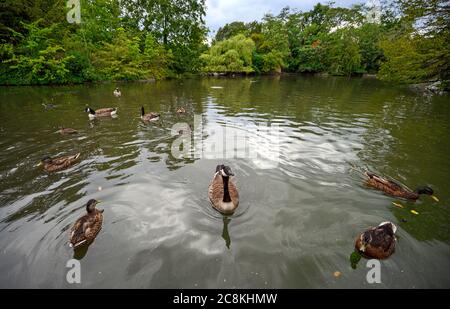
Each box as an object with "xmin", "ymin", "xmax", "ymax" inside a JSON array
[{"xmin": 36, "ymin": 87, "xmax": 439, "ymax": 263}]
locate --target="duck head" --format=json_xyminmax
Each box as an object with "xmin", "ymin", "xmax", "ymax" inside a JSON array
[
  {"xmin": 414, "ymin": 185, "xmax": 433, "ymax": 196},
  {"xmin": 216, "ymin": 165, "xmax": 234, "ymax": 177},
  {"xmin": 84, "ymin": 107, "xmax": 96, "ymax": 115},
  {"xmin": 86, "ymin": 199, "xmax": 100, "ymax": 213}
]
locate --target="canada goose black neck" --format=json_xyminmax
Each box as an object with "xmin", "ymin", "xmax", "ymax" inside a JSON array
[
  {"xmin": 141, "ymin": 106, "xmax": 145, "ymax": 116},
  {"xmin": 222, "ymin": 176, "xmax": 231, "ymax": 203}
]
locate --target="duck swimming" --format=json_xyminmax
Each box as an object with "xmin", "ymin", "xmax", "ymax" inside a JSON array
[
  {"xmin": 141, "ymin": 106, "xmax": 160, "ymax": 122},
  {"xmin": 85, "ymin": 107, "xmax": 118, "ymax": 119},
  {"xmin": 69, "ymin": 199, "xmax": 104, "ymax": 249},
  {"xmin": 37, "ymin": 153, "xmax": 80, "ymax": 172},
  {"xmin": 364, "ymin": 171, "xmax": 437, "ymax": 201},
  {"xmin": 113, "ymin": 87, "xmax": 121, "ymax": 97},
  {"xmin": 355, "ymin": 221, "xmax": 397, "ymax": 260},
  {"xmin": 59, "ymin": 126, "xmax": 78, "ymax": 135},
  {"xmin": 208, "ymin": 165, "xmax": 239, "ymax": 215}
]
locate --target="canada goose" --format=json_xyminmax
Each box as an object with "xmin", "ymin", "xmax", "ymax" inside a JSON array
[
  {"xmin": 85, "ymin": 107, "xmax": 118, "ymax": 119},
  {"xmin": 355, "ymin": 221, "xmax": 397, "ymax": 260},
  {"xmin": 113, "ymin": 87, "xmax": 121, "ymax": 97},
  {"xmin": 141, "ymin": 106, "xmax": 160, "ymax": 122},
  {"xmin": 208, "ymin": 165, "xmax": 239, "ymax": 215},
  {"xmin": 364, "ymin": 171, "xmax": 437, "ymax": 201},
  {"xmin": 69, "ymin": 199, "xmax": 104, "ymax": 249},
  {"xmin": 37, "ymin": 153, "xmax": 80, "ymax": 172}
]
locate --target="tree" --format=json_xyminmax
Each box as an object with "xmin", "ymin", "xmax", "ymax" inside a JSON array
[{"xmin": 200, "ymin": 34, "xmax": 255, "ymax": 73}]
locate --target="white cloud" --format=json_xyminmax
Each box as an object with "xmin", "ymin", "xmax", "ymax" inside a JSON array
[{"xmin": 205, "ymin": 0, "xmax": 364, "ymax": 35}]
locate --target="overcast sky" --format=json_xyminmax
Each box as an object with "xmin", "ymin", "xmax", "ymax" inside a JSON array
[{"xmin": 205, "ymin": 0, "xmax": 365, "ymax": 34}]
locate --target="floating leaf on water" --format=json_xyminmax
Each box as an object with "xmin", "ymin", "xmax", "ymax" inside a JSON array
[
  {"xmin": 333, "ymin": 271, "xmax": 342, "ymax": 278},
  {"xmin": 392, "ymin": 202, "xmax": 404, "ymax": 208},
  {"xmin": 431, "ymin": 195, "xmax": 439, "ymax": 202},
  {"xmin": 350, "ymin": 251, "xmax": 362, "ymax": 269},
  {"xmin": 411, "ymin": 210, "xmax": 419, "ymax": 215}
]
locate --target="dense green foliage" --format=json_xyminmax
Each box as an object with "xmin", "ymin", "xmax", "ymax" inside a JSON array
[
  {"xmin": 207, "ymin": 0, "xmax": 449, "ymax": 85},
  {"xmin": 0, "ymin": 0, "xmax": 206, "ymax": 85},
  {"xmin": 0, "ymin": 0, "xmax": 448, "ymax": 85}
]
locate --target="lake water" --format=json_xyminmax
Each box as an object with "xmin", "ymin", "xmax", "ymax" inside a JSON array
[{"xmin": 0, "ymin": 75, "xmax": 449, "ymax": 288}]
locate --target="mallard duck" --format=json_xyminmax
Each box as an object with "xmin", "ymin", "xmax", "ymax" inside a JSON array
[
  {"xmin": 59, "ymin": 126, "xmax": 78, "ymax": 135},
  {"xmin": 113, "ymin": 87, "xmax": 121, "ymax": 97},
  {"xmin": 208, "ymin": 165, "xmax": 239, "ymax": 215},
  {"xmin": 85, "ymin": 107, "xmax": 118, "ymax": 119},
  {"xmin": 141, "ymin": 106, "xmax": 160, "ymax": 122},
  {"xmin": 355, "ymin": 222, "xmax": 397, "ymax": 260},
  {"xmin": 364, "ymin": 171, "xmax": 436, "ymax": 200},
  {"xmin": 37, "ymin": 153, "xmax": 80, "ymax": 172},
  {"xmin": 176, "ymin": 107, "xmax": 186, "ymax": 114},
  {"xmin": 69, "ymin": 199, "xmax": 104, "ymax": 249}
]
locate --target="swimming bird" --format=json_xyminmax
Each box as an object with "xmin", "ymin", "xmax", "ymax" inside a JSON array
[
  {"xmin": 364, "ymin": 171, "xmax": 437, "ymax": 201},
  {"xmin": 37, "ymin": 153, "xmax": 80, "ymax": 172},
  {"xmin": 355, "ymin": 222, "xmax": 397, "ymax": 260},
  {"xmin": 113, "ymin": 87, "xmax": 121, "ymax": 97},
  {"xmin": 141, "ymin": 106, "xmax": 160, "ymax": 122},
  {"xmin": 85, "ymin": 107, "xmax": 118, "ymax": 119},
  {"xmin": 208, "ymin": 165, "xmax": 239, "ymax": 215},
  {"xmin": 59, "ymin": 126, "xmax": 78, "ymax": 135},
  {"xmin": 69, "ymin": 199, "xmax": 104, "ymax": 249},
  {"xmin": 176, "ymin": 107, "xmax": 186, "ymax": 114}
]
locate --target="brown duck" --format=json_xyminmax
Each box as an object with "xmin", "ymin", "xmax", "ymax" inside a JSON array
[
  {"xmin": 69, "ymin": 199, "xmax": 104, "ymax": 249},
  {"xmin": 355, "ymin": 222, "xmax": 397, "ymax": 260},
  {"xmin": 364, "ymin": 171, "xmax": 436, "ymax": 200},
  {"xmin": 59, "ymin": 126, "xmax": 78, "ymax": 135},
  {"xmin": 141, "ymin": 106, "xmax": 160, "ymax": 122},
  {"xmin": 37, "ymin": 153, "xmax": 80, "ymax": 172},
  {"xmin": 208, "ymin": 165, "xmax": 239, "ymax": 215}
]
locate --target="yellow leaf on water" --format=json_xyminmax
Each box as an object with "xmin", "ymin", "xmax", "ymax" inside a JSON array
[
  {"xmin": 392, "ymin": 202, "xmax": 404, "ymax": 208},
  {"xmin": 333, "ymin": 271, "xmax": 342, "ymax": 278},
  {"xmin": 431, "ymin": 195, "xmax": 439, "ymax": 202},
  {"xmin": 411, "ymin": 210, "xmax": 419, "ymax": 215}
]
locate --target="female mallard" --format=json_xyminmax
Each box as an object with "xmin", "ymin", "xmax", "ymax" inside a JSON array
[
  {"xmin": 176, "ymin": 107, "xmax": 186, "ymax": 114},
  {"xmin": 37, "ymin": 153, "xmax": 80, "ymax": 172},
  {"xmin": 113, "ymin": 87, "xmax": 122, "ymax": 97},
  {"xmin": 141, "ymin": 106, "xmax": 160, "ymax": 122},
  {"xmin": 355, "ymin": 222, "xmax": 397, "ymax": 260},
  {"xmin": 59, "ymin": 126, "xmax": 78, "ymax": 135},
  {"xmin": 364, "ymin": 171, "xmax": 436, "ymax": 201},
  {"xmin": 208, "ymin": 165, "xmax": 239, "ymax": 215},
  {"xmin": 69, "ymin": 199, "xmax": 104, "ymax": 249},
  {"xmin": 85, "ymin": 107, "xmax": 118, "ymax": 120}
]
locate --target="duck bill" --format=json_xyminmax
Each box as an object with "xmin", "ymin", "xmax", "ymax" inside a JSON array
[{"xmin": 431, "ymin": 195, "xmax": 439, "ymax": 202}]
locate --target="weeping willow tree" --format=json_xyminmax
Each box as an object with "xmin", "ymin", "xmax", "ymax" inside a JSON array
[{"xmin": 200, "ymin": 34, "xmax": 255, "ymax": 73}]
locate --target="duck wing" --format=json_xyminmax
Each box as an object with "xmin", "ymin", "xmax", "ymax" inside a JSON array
[
  {"xmin": 53, "ymin": 153, "xmax": 80, "ymax": 165},
  {"xmin": 95, "ymin": 107, "xmax": 115, "ymax": 114},
  {"xmin": 208, "ymin": 173, "xmax": 223, "ymax": 206},
  {"xmin": 366, "ymin": 171, "xmax": 407, "ymax": 191},
  {"xmin": 368, "ymin": 226, "xmax": 395, "ymax": 252}
]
